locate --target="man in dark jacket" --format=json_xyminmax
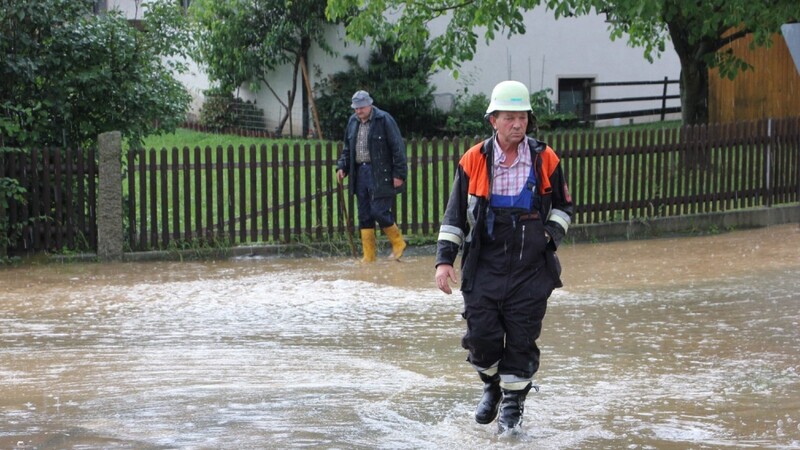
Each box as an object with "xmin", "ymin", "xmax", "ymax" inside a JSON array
[
  {"xmin": 336, "ymin": 90, "xmax": 408, "ymax": 262},
  {"xmin": 434, "ymin": 80, "xmax": 573, "ymax": 434}
]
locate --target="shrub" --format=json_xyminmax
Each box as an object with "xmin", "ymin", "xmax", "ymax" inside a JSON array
[
  {"xmin": 442, "ymin": 89, "xmax": 491, "ymax": 138},
  {"xmin": 199, "ymin": 87, "xmax": 267, "ymax": 131},
  {"xmin": 199, "ymin": 88, "xmax": 238, "ymax": 130},
  {"xmin": 531, "ymin": 88, "xmax": 579, "ymax": 131},
  {"xmin": 314, "ymin": 39, "xmax": 444, "ymax": 141}
]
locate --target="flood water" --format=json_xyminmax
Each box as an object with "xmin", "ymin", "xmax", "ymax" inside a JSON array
[{"xmin": 1, "ymin": 224, "xmax": 799, "ymax": 449}]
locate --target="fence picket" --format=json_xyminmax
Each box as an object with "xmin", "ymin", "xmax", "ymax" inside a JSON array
[
  {"xmin": 160, "ymin": 150, "xmax": 169, "ymax": 247},
  {"xmin": 204, "ymin": 146, "xmax": 213, "ymax": 242},
  {"xmin": 238, "ymin": 145, "xmax": 247, "ymax": 242}
]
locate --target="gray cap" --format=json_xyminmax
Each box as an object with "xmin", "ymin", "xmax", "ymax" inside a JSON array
[{"xmin": 350, "ymin": 90, "xmax": 373, "ymax": 109}]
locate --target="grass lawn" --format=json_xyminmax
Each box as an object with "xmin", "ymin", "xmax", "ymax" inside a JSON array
[
  {"xmin": 141, "ymin": 121, "xmax": 684, "ymax": 152},
  {"xmin": 138, "ymin": 128, "xmax": 324, "ymax": 152}
]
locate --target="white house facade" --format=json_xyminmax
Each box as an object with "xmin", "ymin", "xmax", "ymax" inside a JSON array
[{"xmin": 106, "ymin": 1, "xmax": 682, "ymax": 135}]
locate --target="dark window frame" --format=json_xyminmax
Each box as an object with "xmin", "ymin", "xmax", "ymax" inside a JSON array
[{"xmin": 557, "ymin": 77, "xmax": 594, "ymax": 116}]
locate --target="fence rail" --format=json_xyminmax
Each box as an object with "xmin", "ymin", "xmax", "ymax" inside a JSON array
[
  {"xmin": 2, "ymin": 117, "xmax": 799, "ymax": 255},
  {"xmin": 583, "ymin": 77, "xmax": 682, "ymax": 122}
]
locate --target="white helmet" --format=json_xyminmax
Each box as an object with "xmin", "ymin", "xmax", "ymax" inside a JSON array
[{"xmin": 486, "ymin": 80, "xmax": 532, "ymax": 114}]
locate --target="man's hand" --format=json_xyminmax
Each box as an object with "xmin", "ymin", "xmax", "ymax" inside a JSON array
[
  {"xmin": 337, "ymin": 169, "xmax": 346, "ymax": 182},
  {"xmin": 435, "ymin": 264, "xmax": 457, "ymax": 295},
  {"xmin": 393, "ymin": 177, "xmax": 404, "ymax": 188}
]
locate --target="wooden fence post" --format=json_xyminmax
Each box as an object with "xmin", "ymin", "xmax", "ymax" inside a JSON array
[
  {"xmin": 582, "ymin": 80, "xmax": 592, "ymax": 124},
  {"xmin": 661, "ymin": 76, "xmax": 668, "ymax": 121},
  {"xmin": 97, "ymin": 131, "xmax": 123, "ymax": 260}
]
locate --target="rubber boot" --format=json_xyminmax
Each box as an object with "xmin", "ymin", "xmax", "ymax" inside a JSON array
[
  {"xmin": 475, "ymin": 373, "xmax": 502, "ymax": 424},
  {"xmin": 497, "ymin": 383, "xmax": 533, "ymax": 433},
  {"xmin": 382, "ymin": 224, "xmax": 407, "ymax": 260},
  {"xmin": 359, "ymin": 228, "xmax": 376, "ymax": 263}
]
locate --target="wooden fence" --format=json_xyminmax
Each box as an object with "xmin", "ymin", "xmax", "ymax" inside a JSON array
[
  {"xmin": 1, "ymin": 147, "xmax": 97, "ymax": 254},
  {"xmin": 2, "ymin": 117, "xmax": 799, "ymax": 255},
  {"xmin": 583, "ymin": 78, "xmax": 682, "ymax": 123}
]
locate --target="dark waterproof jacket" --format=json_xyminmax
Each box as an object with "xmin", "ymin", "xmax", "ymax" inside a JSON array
[
  {"xmin": 435, "ymin": 136, "xmax": 574, "ymax": 292},
  {"xmin": 336, "ymin": 106, "xmax": 407, "ymax": 198}
]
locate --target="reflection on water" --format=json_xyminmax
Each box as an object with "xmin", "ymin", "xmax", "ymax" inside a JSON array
[{"xmin": 1, "ymin": 224, "xmax": 799, "ymax": 449}]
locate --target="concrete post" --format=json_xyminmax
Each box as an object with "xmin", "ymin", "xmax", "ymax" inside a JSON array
[{"xmin": 97, "ymin": 131, "xmax": 124, "ymax": 260}]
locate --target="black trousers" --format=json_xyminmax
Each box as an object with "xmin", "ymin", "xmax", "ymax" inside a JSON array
[{"xmin": 461, "ymin": 215, "xmax": 555, "ymax": 380}]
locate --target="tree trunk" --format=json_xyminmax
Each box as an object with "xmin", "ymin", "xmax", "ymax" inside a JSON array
[
  {"xmin": 667, "ymin": 20, "xmax": 711, "ymax": 125},
  {"xmin": 667, "ymin": 19, "xmax": 714, "ymax": 171},
  {"xmin": 301, "ymin": 46, "xmax": 310, "ymax": 137},
  {"xmin": 275, "ymin": 57, "xmax": 301, "ymax": 137},
  {"xmin": 679, "ymin": 59, "xmax": 709, "ymax": 126}
]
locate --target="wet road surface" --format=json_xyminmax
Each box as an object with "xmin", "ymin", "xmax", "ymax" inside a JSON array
[{"xmin": 1, "ymin": 224, "xmax": 799, "ymax": 449}]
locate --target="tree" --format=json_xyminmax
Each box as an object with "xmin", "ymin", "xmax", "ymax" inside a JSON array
[
  {"xmin": 326, "ymin": 0, "xmax": 800, "ymax": 125},
  {"xmin": 191, "ymin": 0, "xmax": 334, "ymax": 136},
  {"xmin": 1, "ymin": 0, "xmax": 192, "ymax": 258},
  {"xmin": 0, "ymin": 0, "xmax": 192, "ymax": 149},
  {"xmin": 314, "ymin": 39, "xmax": 441, "ymax": 140}
]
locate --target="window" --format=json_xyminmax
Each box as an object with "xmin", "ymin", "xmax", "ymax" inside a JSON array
[{"xmin": 557, "ymin": 78, "xmax": 593, "ymax": 117}]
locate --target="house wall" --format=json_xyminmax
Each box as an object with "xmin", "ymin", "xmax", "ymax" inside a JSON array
[
  {"xmin": 708, "ymin": 29, "xmax": 800, "ymax": 124},
  {"xmin": 107, "ymin": 0, "xmax": 139, "ymax": 18},
  {"xmin": 427, "ymin": 10, "xmax": 681, "ymax": 123}
]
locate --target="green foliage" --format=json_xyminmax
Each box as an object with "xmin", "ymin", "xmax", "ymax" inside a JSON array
[
  {"xmin": 441, "ymin": 88, "xmax": 578, "ymax": 136},
  {"xmin": 314, "ymin": 39, "xmax": 443, "ymax": 140},
  {"xmin": 530, "ymin": 88, "xmax": 578, "ymax": 130},
  {"xmin": 0, "ymin": 175, "xmax": 27, "ymax": 259},
  {"xmin": 326, "ymin": 0, "xmax": 800, "ymax": 125},
  {"xmin": 313, "ymin": 59, "xmax": 360, "ymax": 140},
  {"xmin": 0, "ymin": 0, "xmax": 192, "ymax": 149},
  {"xmin": 198, "ymin": 88, "xmax": 268, "ymax": 131},
  {"xmin": 139, "ymin": 128, "xmax": 280, "ymax": 151},
  {"xmin": 326, "ymin": 0, "xmax": 542, "ymax": 78},
  {"xmin": 0, "ymin": 177, "xmax": 26, "ymax": 210},
  {"xmin": 1, "ymin": 0, "xmax": 192, "ymax": 256},
  {"xmin": 581, "ymin": 0, "xmax": 799, "ymax": 77},
  {"xmin": 166, "ymin": 235, "xmax": 233, "ymax": 261},
  {"xmin": 199, "ymin": 89, "xmax": 240, "ymax": 130},
  {"xmin": 443, "ymin": 90, "xmax": 491, "ymax": 137},
  {"xmin": 0, "ymin": 214, "xmax": 46, "ymax": 261},
  {"xmin": 191, "ymin": 0, "xmax": 334, "ymax": 134}
]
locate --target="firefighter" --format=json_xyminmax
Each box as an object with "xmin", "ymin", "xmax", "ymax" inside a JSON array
[{"xmin": 434, "ymin": 80, "xmax": 573, "ymax": 433}]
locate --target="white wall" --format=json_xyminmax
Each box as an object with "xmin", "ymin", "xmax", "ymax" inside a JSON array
[
  {"xmin": 426, "ymin": 9, "xmax": 682, "ymax": 126},
  {"xmin": 172, "ymin": 57, "xmax": 211, "ymax": 122},
  {"xmin": 107, "ymin": 0, "xmax": 140, "ymax": 19}
]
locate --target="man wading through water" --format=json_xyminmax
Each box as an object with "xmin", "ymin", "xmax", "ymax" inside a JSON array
[
  {"xmin": 336, "ymin": 90, "xmax": 408, "ymax": 263},
  {"xmin": 434, "ymin": 80, "xmax": 573, "ymax": 434}
]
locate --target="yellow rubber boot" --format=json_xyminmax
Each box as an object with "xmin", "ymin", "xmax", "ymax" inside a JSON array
[
  {"xmin": 359, "ymin": 228, "xmax": 377, "ymax": 263},
  {"xmin": 382, "ymin": 224, "xmax": 407, "ymax": 261}
]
